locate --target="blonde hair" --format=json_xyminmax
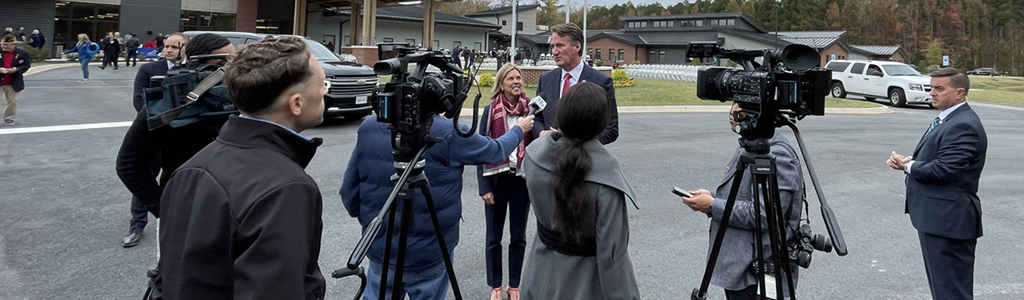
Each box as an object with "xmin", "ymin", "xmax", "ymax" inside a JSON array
[
  {"xmin": 490, "ymin": 63, "xmax": 522, "ymax": 100},
  {"xmin": 77, "ymin": 33, "xmax": 90, "ymax": 45}
]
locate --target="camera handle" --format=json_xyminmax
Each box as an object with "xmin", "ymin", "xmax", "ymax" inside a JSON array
[
  {"xmin": 335, "ymin": 143, "xmax": 464, "ymax": 300},
  {"xmin": 691, "ymin": 144, "xmax": 798, "ymax": 300}
]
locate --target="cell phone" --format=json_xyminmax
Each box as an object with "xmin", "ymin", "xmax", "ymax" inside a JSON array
[{"xmin": 672, "ymin": 186, "xmax": 693, "ymax": 198}]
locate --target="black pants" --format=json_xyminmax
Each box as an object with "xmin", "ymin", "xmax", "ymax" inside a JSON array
[
  {"xmin": 919, "ymin": 231, "xmax": 976, "ymax": 300},
  {"xmin": 484, "ymin": 172, "xmax": 530, "ymax": 288},
  {"xmin": 126, "ymin": 48, "xmax": 138, "ymax": 66},
  {"xmin": 101, "ymin": 52, "xmax": 119, "ymax": 69},
  {"xmin": 725, "ymin": 285, "xmax": 758, "ymax": 300},
  {"xmin": 129, "ymin": 155, "xmax": 161, "ymax": 229}
]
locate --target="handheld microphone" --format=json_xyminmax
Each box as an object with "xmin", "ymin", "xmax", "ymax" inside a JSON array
[{"xmin": 529, "ymin": 93, "xmax": 548, "ymax": 116}]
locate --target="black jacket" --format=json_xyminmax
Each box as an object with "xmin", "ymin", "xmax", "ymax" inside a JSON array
[
  {"xmin": 0, "ymin": 48, "xmax": 32, "ymax": 92},
  {"xmin": 101, "ymin": 37, "xmax": 120, "ymax": 54},
  {"xmin": 115, "ymin": 109, "xmax": 227, "ymax": 216},
  {"xmin": 158, "ymin": 116, "xmax": 326, "ymax": 300}
]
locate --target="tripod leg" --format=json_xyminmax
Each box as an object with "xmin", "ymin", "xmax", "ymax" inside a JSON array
[
  {"xmin": 750, "ymin": 178, "xmax": 767, "ymax": 299},
  {"xmin": 392, "ymin": 197, "xmax": 415, "ymax": 299},
  {"xmin": 420, "ymin": 184, "xmax": 463, "ymax": 300},
  {"xmin": 692, "ymin": 162, "xmax": 749, "ymax": 300},
  {"xmin": 767, "ymin": 174, "xmax": 798, "ymax": 299},
  {"xmin": 379, "ymin": 205, "xmax": 399, "ymax": 300}
]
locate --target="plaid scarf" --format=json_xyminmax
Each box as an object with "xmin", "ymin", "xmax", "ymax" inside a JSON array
[{"xmin": 483, "ymin": 92, "xmax": 531, "ymax": 175}]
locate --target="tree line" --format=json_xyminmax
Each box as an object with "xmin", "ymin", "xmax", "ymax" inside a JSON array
[{"xmin": 440, "ymin": 0, "xmax": 1024, "ymax": 73}]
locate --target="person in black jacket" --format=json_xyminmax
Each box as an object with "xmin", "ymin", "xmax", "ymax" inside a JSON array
[
  {"xmin": 115, "ymin": 33, "xmax": 228, "ymax": 249},
  {"xmin": 99, "ymin": 32, "xmax": 120, "ymax": 70},
  {"xmin": 124, "ymin": 33, "xmax": 140, "ymax": 67},
  {"xmin": 157, "ymin": 36, "xmax": 328, "ymax": 300},
  {"xmin": 0, "ymin": 34, "xmax": 31, "ymax": 126}
]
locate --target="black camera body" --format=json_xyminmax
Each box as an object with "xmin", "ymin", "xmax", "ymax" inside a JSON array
[
  {"xmin": 788, "ymin": 223, "xmax": 833, "ymax": 269},
  {"xmin": 371, "ymin": 43, "xmax": 467, "ymax": 158},
  {"xmin": 688, "ymin": 43, "xmax": 830, "ymax": 139}
]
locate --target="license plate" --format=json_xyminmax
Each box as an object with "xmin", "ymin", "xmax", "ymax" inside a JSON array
[{"xmin": 356, "ymin": 96, "xmax": 368, "ymax": 105}]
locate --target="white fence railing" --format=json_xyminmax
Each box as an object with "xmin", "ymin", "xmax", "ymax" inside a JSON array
[{"xmin": 620, "ymin": 64, "xmax": 704, "ymax": 82}]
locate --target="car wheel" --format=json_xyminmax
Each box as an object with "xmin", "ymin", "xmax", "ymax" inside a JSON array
[
  {"xmin": 889, "ymin": 88, "xmax": 907, "ymax": 107},
  {"xmin": 831, "ymin": 82, "xmax": 846, "ymax": 98}
]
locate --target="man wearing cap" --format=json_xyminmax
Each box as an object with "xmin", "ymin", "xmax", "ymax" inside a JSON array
[{"xmin": 0, "ymin": 34, "xmax": 31, "ymax": 126}]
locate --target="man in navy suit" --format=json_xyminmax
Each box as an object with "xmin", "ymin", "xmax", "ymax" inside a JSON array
[
  {"xmin": 534, "ymin": 23, "xmax": 618, "ymax": 144},
  {"xmin": 888, "ymin": 67, "xmax": 987, "ymax": 300},
  {"xmin": 120, "ymin": 33, "xmax": 189, "ymax": 247}
]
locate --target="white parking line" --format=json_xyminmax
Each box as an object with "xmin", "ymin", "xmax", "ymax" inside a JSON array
[{"xmin": 0, "ymin": 121, "xmax": 132, "ymax": 135}]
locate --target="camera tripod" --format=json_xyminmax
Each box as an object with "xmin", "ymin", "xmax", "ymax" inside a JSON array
[
  {"xmin": 333, "ymin": 140, "xmax": 464, "ymax": 300},
  {"xmin": 692, "ymin": 119, "xmax": 848, "ymax": 300}
]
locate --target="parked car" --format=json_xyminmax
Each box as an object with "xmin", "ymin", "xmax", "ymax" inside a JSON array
[
  {"xmin": 966, "ymin": 68, "xmax": 996, "ymax": 76},
  {"xmin": 824, "ymin": 59, "xmax": 932, "ymax": 107},
  {"xmin": 183, "ymin": 31, "xmax": 378, "ymax": 119}
]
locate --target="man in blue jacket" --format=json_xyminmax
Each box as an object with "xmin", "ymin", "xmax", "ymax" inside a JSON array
[
  {"xmin": 0, "ymin": 34, "xmax": 31, "ymax": 126},
  {"xmin": 341, "ymin": 114, "xmax": 533, "ymax": 300}
]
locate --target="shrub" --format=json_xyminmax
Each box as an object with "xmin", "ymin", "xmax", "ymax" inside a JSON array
[
  {"xmin": 525, "ymin": 83, "xmax": 538, "ymax": 88},
  {"xmin": 613, "ymin": 79, "xmax": 636, "ymax": 88},
  {"xmin": 21, "ymin": 46, "xmax": 50, "ymax": 62},
  {"xmin": 612, "ymin": 69, "xmax": 629, "ymax": 82},
  {"xmin": 595, "ymin": 60, "xmax": 605, "ymax": 67},
  {"xmin": 65, "ymin": 53, "xmax": 78, "ymax": 61},
  {"xmin": 631, "ymin": 60, "xmax": 641, "ymax": 65},
  {"xmin": 479, "ymin": 73, "xmax": 494, "ymax": 86}
]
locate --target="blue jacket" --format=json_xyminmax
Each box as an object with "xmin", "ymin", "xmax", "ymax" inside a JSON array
[
  {"xmin": 341, "ymin": 115, "xmax": 524, "ymax": 270},
  {"xmin": 64, "ymin": 42, "xmax": 99, "ymax": 62}
]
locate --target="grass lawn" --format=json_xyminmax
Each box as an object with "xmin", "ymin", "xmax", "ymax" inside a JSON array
[{"xmin": 966, "ymin": 75, "xmax": 1024, "ymax": 106}]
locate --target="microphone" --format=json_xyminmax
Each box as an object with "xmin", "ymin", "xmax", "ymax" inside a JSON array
[{"xmin": 528, "ymin": 93, "xmax": 548, "ymax": 117}]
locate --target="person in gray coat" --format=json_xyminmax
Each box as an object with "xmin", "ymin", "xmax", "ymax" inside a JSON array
[
  {"xmin": 519, "ymin": 82, "xmax": 640, "ymax": 300},
  {"xmin": 681, "ymin": 103, "xmax": 804, "ymax": 300}
]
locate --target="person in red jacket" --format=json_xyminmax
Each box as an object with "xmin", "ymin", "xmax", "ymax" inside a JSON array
[{"xmin": 0, "ymin": 34, "xmax": 31, "ymax": 126}]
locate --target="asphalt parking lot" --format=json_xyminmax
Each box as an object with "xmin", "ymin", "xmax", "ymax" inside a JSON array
[{"xmin": 1, "ymin": 65, "xmax": 1022, "ymax": 299}]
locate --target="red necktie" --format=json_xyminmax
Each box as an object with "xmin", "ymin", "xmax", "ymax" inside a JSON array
[{"xmin": 562, "ymin": 73, "xmax": 572, "ymax": 96}]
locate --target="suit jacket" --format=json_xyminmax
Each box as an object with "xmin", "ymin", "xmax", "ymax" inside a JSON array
[
  {"xmin": 133, "ymin": 59, "xmax": 170, "ymax": 111},
  {"xmin": 534, "ymin": 65, "xmax": 619, "ymax": 144},
  {"xmin": 906, "ymin": 103, "xmax": 987, "ymax": 240},
  {"xmin": 0, "ymin": 48, "xmax": 31, "ymax": 92},
  {"xmin": 708, "ymin": 133, "xmax": 803, "ymax": 291}
]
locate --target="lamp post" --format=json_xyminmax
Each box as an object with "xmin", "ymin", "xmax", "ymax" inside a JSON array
[
  {"xmin": 511, "ymin": 0, "xmax": 517, "ymax": 64},
  {"xmin": 565, "ymin": 0, "xmax": 570, "ymax": 23}
]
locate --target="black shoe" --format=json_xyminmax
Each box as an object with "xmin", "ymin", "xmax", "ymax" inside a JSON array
[
  {"xmin": 123, "ymin": 227, "xmax": 143, "ymax": 247},
  {"xmin": 99, "ymin": 66, "xmax": 105, "ymax": 70}
]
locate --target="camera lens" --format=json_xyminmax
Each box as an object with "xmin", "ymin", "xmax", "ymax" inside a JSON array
[{"xmin": 811, "ymin": 234, "xmax": 833, "ymax": 253}]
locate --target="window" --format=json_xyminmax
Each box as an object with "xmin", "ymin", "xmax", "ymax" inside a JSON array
[
  {"xmin": 343, "ymin": 35, "xmax": 349, "ymax": 46},
  {"xmin": 711, "ymin": 19, "xmax": 719, "ymax": 26},
  {"xmin": 641, "ymin": 22, "xmax": 647, "ymax": 28},
  {"xmin": 255, "ymin": 18, "xmax": 291, "ymax": 34},
  {"xmin": 608, "ymin": 49, "xmax": 613, "ymax": 60},
  {"xmin": 474, "ymin": 42, "xmax": 482, "ymax": 51},
  {"xmin": 383, "ymin": 37, "xmax": 393, "ymax": 43},
  {"xmin": 502, "ymin": 20, "xmax": 507, "ymax": 25},
  {"xmin": 53, "ymin": 2, "xmax": 120, "ymax": 46},
  {"xmin": 659, "ymin": 50, "xmax": 666, "ymax": 63},
  {"xmin": 434, "ymin": 40, "xmax": 439, "ymax": 49},
  {"xmin": 587, "ymin": 48, "xmax": 593, "ymax": 59},
  {"xmin": 696, "ymin": 20, "xmax": 703, "ymax": 27},
  {"xmin": 654, "ymin": 21, "xmax": 661, "ymax": 28},
  {"xmin": 667, "ymin": 21, "xmax": 674, "ymax": 27},
  {"xmin": 595, "ymin": 49, "xmax": 601, "ymax": 60},
  {"xmin": 183, "ymin": 10, "xmax": 238, "ymax": 32},
  {"xmin": 850, "ymin": 63, "xmax": 866, "ymax": 74},
  {"xmin": 727, "ymin": 19, "xmax": 736, "ymax": 26},
  {"xmin": 648, "ymin": 50, "xmax": 656, "ymax": 63},
  {"xmin": 453, "ymin": 41, "xmax": 461, "ymax": 49},
  {"xmin": 619, "ymin": 49, "xmax": 625, "ymax": 61},
  {"xmin": 825, "ymin": 62, "xmax": 851, "ymax": 72}
]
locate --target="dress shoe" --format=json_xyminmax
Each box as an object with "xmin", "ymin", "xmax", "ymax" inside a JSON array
[
  {"xmin": 490, "ymin": 287, "xmax": 502, "ymax": 300},
  {"xmin": 507, "ymin": 287, "xmax": 519, "ymax": 300},
  {"xmin": 123, "ymin": 227, "xmax": 143, "ymax": 247}
]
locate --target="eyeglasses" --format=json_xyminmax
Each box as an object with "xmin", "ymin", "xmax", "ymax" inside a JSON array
[{"xmin": 324, "ymin": 79, "xmax": 332, "ymax": 89}]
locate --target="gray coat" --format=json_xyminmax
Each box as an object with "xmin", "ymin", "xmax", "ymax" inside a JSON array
[
  {"xmin": 519, "ymin": 135, "xmax": 640, "ymax": 300},
  {"xmin": 708, "ymin": 132, "xmax": 803, "ymax": 293}
]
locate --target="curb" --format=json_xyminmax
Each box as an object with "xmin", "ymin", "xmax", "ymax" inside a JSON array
[
  {"xmin": 460, "ymin": 105, "xmax": 893, "ymax": 116},
  {"xmin": 24, "ymin": 62, "xmax": 103, "ymax": 76}
]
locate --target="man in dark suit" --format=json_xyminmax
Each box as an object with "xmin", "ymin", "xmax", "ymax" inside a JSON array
[
  {"xmin": 888, "ymin": 67, "xmax": 987, "ymax": 300},
  {"xmin": 682, "ymin": 103, "xmax": 803, "ymax": 299},
  {"xmin": 120, "ymin": 32, "xmax": 188, "ymax": 247},
  {"xmin": 0, "ymin": 34, "xmax": 31, "ymax": 126},
  {"xmin": 534, "ymin": 23, "xmax": 618, "ymax": 144}
]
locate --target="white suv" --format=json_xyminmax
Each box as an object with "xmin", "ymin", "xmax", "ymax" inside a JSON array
[{"xmin": 824, "ymin": 60, "xmax": 931, "ymax": 107}]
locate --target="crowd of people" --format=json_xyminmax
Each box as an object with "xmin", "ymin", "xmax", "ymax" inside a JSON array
[{"xmin": 0, "ymin": 21, "xmax": 984, "ymax": 300}]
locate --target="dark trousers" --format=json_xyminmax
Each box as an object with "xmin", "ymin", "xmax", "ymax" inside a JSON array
[
  {"xmin": 129, "ymin": 156, "xmax": 161, "ymax": 229},
  {"xmin": 484, "ymin": 172, "xmax": 530, "ymax": 288},
  {"xmin": 919, "ymin": 231, "xmax": 976, "ymax": 300},
  {"xmin": 101, "ymin": 52, "xmax": 119, "ymax": 68},
  {"xmin": 725, "ymin": 285, "xmax": 758, "ymax": 300},
  {"xmin": 126, "ymin": 48, "xmax": 138, "ymax": 66}
]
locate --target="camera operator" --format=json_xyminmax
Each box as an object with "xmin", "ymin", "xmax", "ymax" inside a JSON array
[
  {"xmin": 115, "ymin": 33, "xmax": 231, "ymax": 247},
  {"xmin": 680, "ymin": 103, "xmax": 804, "ymax": 300},
  {"xmin": 340, "ymin": 103, "xmax": 534, "ymax": 300},
  {"xmin": 158, "ymin": 36, "xmax": 328, "ymax": 299}
]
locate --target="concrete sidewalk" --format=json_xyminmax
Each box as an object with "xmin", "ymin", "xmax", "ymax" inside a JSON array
[{"xmin": 460, "ymin": 104, "xmax": 894, "ymax": 115}]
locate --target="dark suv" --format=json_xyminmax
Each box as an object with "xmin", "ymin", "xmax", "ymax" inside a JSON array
[
  {"xmin": 966, "ymin": 68, "xmax": 996, "ymax": 76},
  {"xmin": 183, "ymin": 31, "xmax": 378, "ymax": 119}
]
